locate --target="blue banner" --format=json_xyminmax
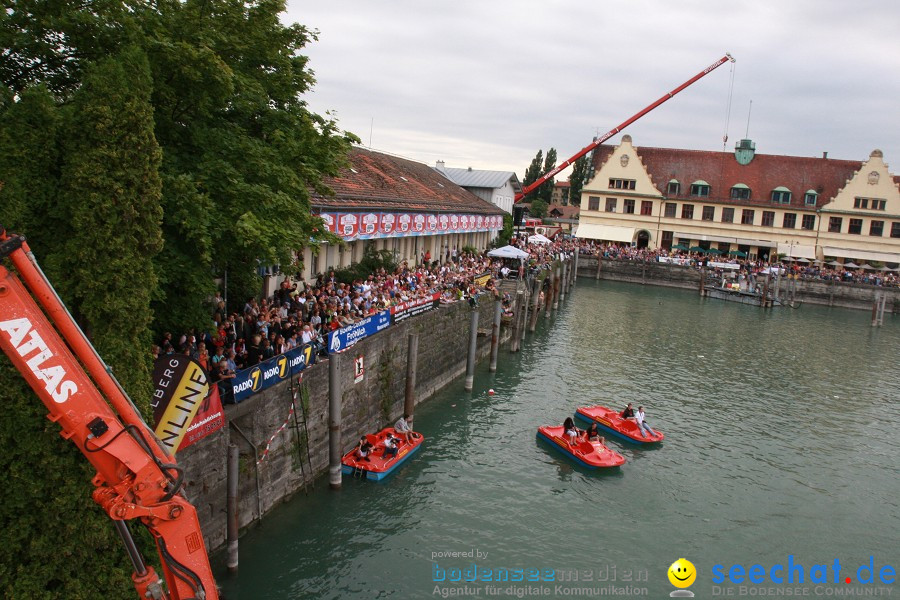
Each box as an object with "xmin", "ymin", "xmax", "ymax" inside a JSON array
[
  {"xmin": 327, "ymin": 309, "xmax": 392, "ymax": 353},
  {"xmin": 231, "ymin": 343, "xmax": 316, "ymax": 403}
]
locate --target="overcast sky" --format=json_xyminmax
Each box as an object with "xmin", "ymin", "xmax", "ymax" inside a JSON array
[{"xmin": 283, "ymin": 1, "xmax": 900, "ymax": 179}]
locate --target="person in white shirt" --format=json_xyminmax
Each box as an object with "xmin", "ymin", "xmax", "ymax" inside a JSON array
[{"xmin": 634, "ymin": 406, "xmax": 658, "ymax": 438}]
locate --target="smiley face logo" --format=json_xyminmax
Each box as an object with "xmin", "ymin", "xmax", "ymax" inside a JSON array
[{"xmin": 668, "ymin": 558, "xmax": 696, "ymax": 588}]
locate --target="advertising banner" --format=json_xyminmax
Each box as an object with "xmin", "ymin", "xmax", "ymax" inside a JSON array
[
  {"xmin": 338, "ymin": 213, "xmax": 359, "ymax": 239},
  {"xmin": 178, "ymin": 384, "xmax": 225, "ymax": 452},
  {"xmin": 398, "ymin": 213, "xmax": 412, "ymax": 234},
  {"xmin": 317, "ymin": 212, "xmax": 498, "ymax": 241},
  {"xmin": 231, "ymin": 343, "xmax": 316, "ymax": 403},
  {"xmin": 474, "ymin": 272, "xmax": 492, "ymax": 287},
  {"xmin": 151, "ymin": 355, "xmax": 211, "ymax": 454},
  {"xmin": 380, "ymin": 213, "xmax": 396, "ymax": 235},
  {"xmin": 390, "ymin": 292, "xmax": 441, "ymax": 324},
  {"xmin": 327, "ymin": 309, "xmax": 392, "ymax": 353},
  {"xmin": 360, "ymin": 213, "xmax": 379, "ymax": 237}
]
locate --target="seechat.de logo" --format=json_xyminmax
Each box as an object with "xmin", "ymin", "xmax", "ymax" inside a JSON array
[{"xmin": 668, "ymin": 558, "xmax": 696, "ymax": 598}]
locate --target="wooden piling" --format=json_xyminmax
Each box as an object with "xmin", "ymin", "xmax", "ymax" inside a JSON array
[
  {"xmin": 226, "ymin": 444, "xmax": 239, "ymax": 573},
  {"xmin": 489, "ymin": 299, "xmax": 502, "ymax": 372},
  {"xmin": 510, "ymin": 290, "xmax": 524, "ymax": 352},
  {"xmin": 528, "ymin": 277, "xmax": 541, "ymax": 332},
  {"xmin": 328, "ymin": 352, "xmax": 342, "ymax": 490},
  {"xmin": 464, "ymin": 308, "xmax": 479, "ymax": 391},
  {"xmin": 596, "ymin": 253, "xmax": 602, "ymax": 280},
  {"xmin": 404, "ymin": 333, "xmax": 418, "ymax": 416}
]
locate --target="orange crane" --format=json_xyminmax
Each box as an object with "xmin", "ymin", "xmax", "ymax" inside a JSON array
[
  {"xmin": 0, "ymin": 227, "xmax": 218, "ymax": 599},
  {"xmin": 515, "ymin": 53, "xmax": 735, "ymax": 203}
]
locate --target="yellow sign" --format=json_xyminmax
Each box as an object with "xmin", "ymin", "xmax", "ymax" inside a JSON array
[
  {"xmin": 154, "ymin": 362, "xmax": 209, "ymax": 453},
  {"xmin": 474, "ymin": 272, "xmax": 491, "ymax": 287}
]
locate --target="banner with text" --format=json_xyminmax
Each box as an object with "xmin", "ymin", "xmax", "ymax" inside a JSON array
[
  {"xmin": 230, "ymin": 343, "xmax": 316, "ymax": 403},
  {"xmin": 178, "ymin": 384, "xmax": 225, "ymax": 452},
  {"xmin": 151, "ymin": 355, "xmax": 210, "ymax": 453},
  {"xmin": 390, "ymin": 292, "xmax": 440, "ymax": 324},
  {"xmin": 327, "ymin": 309, "xmax": 391, "ymax": 353}
]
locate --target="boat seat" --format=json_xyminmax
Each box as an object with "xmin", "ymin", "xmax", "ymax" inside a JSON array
[{"xmin": 578, "ymin": 441, "xmax": 595, "ymax": 454}]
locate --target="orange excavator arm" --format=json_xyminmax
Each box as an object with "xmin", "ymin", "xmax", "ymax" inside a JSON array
[{"xmin": 0, "ymin": 228, "xmax": 218, "ymax": 600}]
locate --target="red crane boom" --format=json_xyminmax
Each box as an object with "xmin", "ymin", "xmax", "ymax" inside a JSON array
[
  {"xmin": 0, "ymin": 229, "xmax": 218, "ymax": 600},
  {"xmin": 515, "ymin": 53, "xmax": 735, "ymax": 203}
]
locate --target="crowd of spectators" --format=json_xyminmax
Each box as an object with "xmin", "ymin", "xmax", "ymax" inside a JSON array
[
  {"xmin": 150, "ymin": 233, "xmax": 898, "ymax": 390},
  {"xmin": 578, "ymin": 241, "xmax": 900, "ymax": 288}
]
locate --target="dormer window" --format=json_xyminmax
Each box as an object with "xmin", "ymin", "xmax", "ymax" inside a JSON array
[
  {"xmin": 667, "ymin": 180, "xmax": 680, "ymax": 195},
  {"xmin": 690, "ymin": 181, "xmax": 710, "ymax": 197},
  {"xmin": 804, "ymin": 190, "xmax": 818, "ymax": 206},
  {"xmin": 771, "ymin": 186, "xmax": 792, "ymax": 204},
  {"xmin": 730, "ymin": 184, "xmax": 751, "ymax": 200}
]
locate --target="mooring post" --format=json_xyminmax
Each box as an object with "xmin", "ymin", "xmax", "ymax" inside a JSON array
[
  {"xmin": 510, "ymin": 290, "xmax": 524, "ymax": 352},
  {"xmin": 489, "ymin": 299, "xmax": 502, "ymax": 372},
  {"xmin": 528, "ymin": 277, "xmax": 541, "ymax": 332},
  {"xmin": 573, "ymin": 251, "xmax": 579, "ymax": 283},
  {"xmin": 596, "ymin": 252, "xmax": 602, "ymax": 280},
  {"xmin": 544, "ymin": 275, "xmax": 553, "ymax": 319},
  {"xmin": 552, "ymin": 267, "xmax": 560, "ymax": 313},
  {"xmin": 761, "ymin": 272, "xmax": 770, "ymax": 308},
  {"xmin": 226, "ymin": 443, "xmax": 239, "ymax": 574},
  {"xmin": 465, "ymin": 307, "xmax": 479, "ymax": 391},
  {"xmin": 560, "ymin": 262, "xmax": 568, "ymax": 303},
  {"xmin": 328, "ymin": 351, "xmax": 342, "ymax": 490},
  {"xmin": 404, "ymin": 333, "xmax": 418, "ymax": 416}
]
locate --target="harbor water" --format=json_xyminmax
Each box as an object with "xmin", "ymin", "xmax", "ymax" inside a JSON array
[{"xmin": 213, "ymin": 279, "xmax": 900, "ymax": 599}]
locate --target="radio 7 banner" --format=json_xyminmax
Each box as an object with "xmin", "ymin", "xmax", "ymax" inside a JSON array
[{"xmin": 230, "ymin": 343, "xmax": 316, "ymax": 403}]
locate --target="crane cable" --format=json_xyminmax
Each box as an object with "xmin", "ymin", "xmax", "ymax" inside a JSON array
[{"xmin": 722, "ymin": 59, "xmax": 736, "ymax": 150}]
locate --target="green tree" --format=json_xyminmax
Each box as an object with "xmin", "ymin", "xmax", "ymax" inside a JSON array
[
  {"xmin": 57, "ymin": 45, "xmax": 163, "ymax": 409},
  {"xmin": 0, "ymin": 85, "xmax": 61, "ymax": 243},
  {"xmin": 568, "ymin": 155, "xmax": 589, "ymax": 207},
  {"xmin": 521, "ymin": 149, "xmax": 543, "ymax": 201},
  {"xmin": 530, "ymin": 198, "xmax": 549, "ymax": 219},
  {"xmin": 536, "ymin": 147, "xmax": 557, "ymax": 204}
]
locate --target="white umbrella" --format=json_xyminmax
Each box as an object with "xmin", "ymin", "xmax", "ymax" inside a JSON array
[
  {"xmin": 796, "ymin": 258, "xmax": 810, "ymax": 263},
  {"xmin": 844, "ymin": 261, "xmax": 861, "ymax": 269},
  {"xmin": 487, "ymin": 245, "xmax": 530, "ymax": 259},
  {"xmin": 858, "ymin": 263, "xmax": 876, "ymax": 270},
  {"xmin": 528, "ymin": 233, "xmax": 552, "ymax": 245}
]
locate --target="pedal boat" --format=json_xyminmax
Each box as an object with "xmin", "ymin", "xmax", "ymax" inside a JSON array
[
  {"xmin": 341, "ymin": 427, "xmax": 424, "ymax": 480},
  {"xmin": 575, "ymin": 405, "xmax": 664, "ymax": 444},
  {"xmin": 536, "ymin": 425, "xmax": 625, "ymax": 469}
]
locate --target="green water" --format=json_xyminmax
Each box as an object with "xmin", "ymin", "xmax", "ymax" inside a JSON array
[{"xmin": 213, "ymin": 280, "xmax": 900, "ymax": 599}]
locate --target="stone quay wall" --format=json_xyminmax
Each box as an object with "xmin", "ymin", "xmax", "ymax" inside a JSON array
[
  {"xmin": 179, "ymin": 286, "xmax": 531, "ymax": 553},
  {"xmin": 577, "ymin": 255, "xmax": 900, "ymax": 312}
]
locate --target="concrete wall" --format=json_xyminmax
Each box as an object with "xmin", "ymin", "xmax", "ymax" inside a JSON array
[
  {"xmin": 179, "ymin": 286, "xmax": 533, "ymax": 553},
  {"xmin": 577, "ymin": 255, "xmax": 900, "ymax": 312}
]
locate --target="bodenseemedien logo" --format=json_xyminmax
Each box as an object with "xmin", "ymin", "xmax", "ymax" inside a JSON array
[{"xmin": 668, "ymin": 558, "xmax": 696, "ymax": 597}]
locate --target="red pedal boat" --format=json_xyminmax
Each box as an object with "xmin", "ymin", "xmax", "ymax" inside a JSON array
[
  {"xmin": 536, "ymin": 425, "xmax": 625, "ymax": 469},
  {"xmin": 341, "ymin": 427, "xmax": 424, "ymax": 480},
  {"xmin": 575, "ymin": 405, "xmax": 664, "ymax": 444}
]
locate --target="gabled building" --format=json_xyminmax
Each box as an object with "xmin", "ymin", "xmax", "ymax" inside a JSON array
[
  {"xmin": 434, "ymin": 162, "xmax": 521, "ymax": 215},
  {"xmin": 575, "ymin": 135, "xmax": 900, "ymax": 265},
  {"xmin": 302, "ymin": 148, "xmax": 505, "ymax": 278}
]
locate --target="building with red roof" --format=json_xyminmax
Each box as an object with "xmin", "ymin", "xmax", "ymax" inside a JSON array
[
  {"xmin": 301, "ymin": 147, "xmax": 505, "ymax": 278},
  {"xmin": 575, "ymin": 135, "xmax": 900, "ymax": 265}
]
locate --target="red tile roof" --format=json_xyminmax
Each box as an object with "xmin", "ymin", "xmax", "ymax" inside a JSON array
[
  {"xmin": 591, "ymin": 143, "xmax": 870, "ymax": 211},
  {"xmin": 312, "ymin": 147, "xmax": 504, "ymax": 215},
  {"xmin": 548, "ymin": 204, "xmax": 580, "ymax": 219}
]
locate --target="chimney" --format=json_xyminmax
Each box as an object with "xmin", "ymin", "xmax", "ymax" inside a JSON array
[
  {"xmin": 435, "ymin": 160, "xmax": 445, "ymax": 170},
  {"xmin": 467, "ymin": 167, "xmax": 473, "ymax": 171},
  {"xmin": 822, "ymin": 152, "xmax": 828, "ymax": 159}
]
